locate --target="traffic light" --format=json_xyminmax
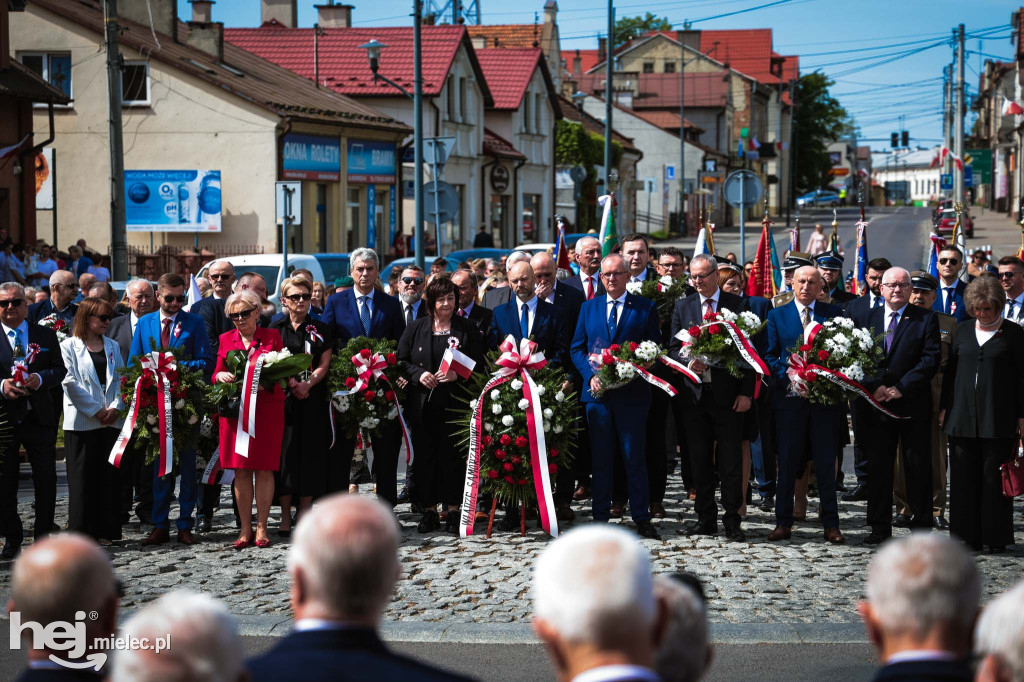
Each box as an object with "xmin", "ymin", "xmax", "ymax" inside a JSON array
[
  {"xmin": 891, "ymin": 132, "xmax": 899, "ymax": 148},
  {"xmin": 901, "ymin": 131, "xmax": 909, "ymax": 147}
]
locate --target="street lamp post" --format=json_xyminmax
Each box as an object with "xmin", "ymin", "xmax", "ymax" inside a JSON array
[{"xmin": 360, "ymin": 3, "xmax": 425, "ymax": 269}]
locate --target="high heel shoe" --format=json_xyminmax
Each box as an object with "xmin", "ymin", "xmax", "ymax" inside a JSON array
[
  {"xmin": 255, "ymin": 537, "xmax": 271, "ymax": 548},
  {"xmin": 232, "ymin": 536, "xmax": 253, "ymax": 550}
]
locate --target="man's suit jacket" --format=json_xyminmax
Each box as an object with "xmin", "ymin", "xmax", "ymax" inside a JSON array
[
  {"xmin": 463, "ymin": 303, "xmax": 492, "ymax": 335},
  {"xmin": 852, "ymin": 303, "xmax": 940, "ymax": 420},
  {"xmin": 561, "ymin": 270, "xmax": 605, "ymax": 299},
  {"xmin": 400, "ymin": 299, "xmax": 428, "ymax": 330},
  {"xmin": 871, "ymin": 658, "xmax": 972, "ymax": 682},
  {"xmin": 322, "ymin": 289, "xmax": 402, "ymax": 344},
  {"xmin": 843, "ymin": 291, "xmax": 879, "ymax": 318},
  {"xmin": 765, "ymin": 299, "xmax": 843, "ymax": 410},
  {"xmin": 829, "ymin": 286, "xmax": 857, "ymax": 304},
  {"xmin": 397, "ymin": 315, "xmax": 483, "ymax": 426},
  {"xmin": 27, "ymin": 298, "xmax": 78, "ymax": 325},
  {"xmin": 190, "ymin": 297, "xmax": 231, "ymax": 377},
  {"xmin": 481, "ymin": 286, "xmax": 512, "ymax": 310},
  {"xmin": 104, "ymin": 314, "xmax": 134, "ymax": 363},
  {"xmin": 930, "ymin": 311, "xmax": 957, "ymax": 412},
  {"xmin": 488, "ymin": 298, "xmax": 570, "ymax": 370},
  {"xmin": 128, "ymin": 310, "xmax": 209, "ymax": 371},
  {"xmin": 570, "ymin": 293, "xmax": 661, "ymax": 404},
  {"xmin": 932, "ymin": 279, "xmax": 969, "ymax": 322},
  {"xmin": 742, "ymin": 294, "xmax": 773, "ymax": 359},
  {"xmin": 246, "ymin": 627, "xmax": 475, "ymax": 682},
  {"xmin": 547, "ymin": 280, "xmax": 586, "ymax": 337},
  {"xmin": 668, "ymin": 290, "xmax": 756, "ymax": 406},
  {"xmin": 0, "ymin": 323, "xmax": 66, "ymax": 426}
]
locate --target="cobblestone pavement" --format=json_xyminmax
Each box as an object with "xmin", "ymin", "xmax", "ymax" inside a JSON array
[{"xmin": 1, "ymin": 463, "xmax": 1022, "ymax": 625}]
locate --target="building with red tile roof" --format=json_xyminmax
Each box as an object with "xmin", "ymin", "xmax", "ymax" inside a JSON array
[{"xmin": 467, "ymin": 1, "xmax": 564, "ymax": 91}]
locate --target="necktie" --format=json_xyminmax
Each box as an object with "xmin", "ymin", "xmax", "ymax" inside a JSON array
[
  {"xmin": 585, "ymin": 276, "xmax": 595, "ymax": 301},
  {"xmin": 704, "ymin": 299, "xmax": 715, "ymax": 319},
  {"xmin": 458, "ymin": 309, "xmax": 466, "ymax": 317},
  {"xmin": 161, "ymin": 318, "xmax": 171, "ymax": 347},
  {"xmin": 872, "ymin": 295, "xmax": 882, "ymax": 309},
  {"xmin": 607, "ymin": 300, "xmax": 619, "ymax": 339},
  {"xmin": 885, "ymin": 311, "xmax": 898, "ymax": 353},
  {"xmin": 520, "ymin": 303, "xmax": 530, "ymax": 339},
  {"xmin": 801, "ymin": 306, "xmax": 811, "ymax": 329},
  {"xmin": 359, "ymin": 296, "xmax": 372, "ymax": 336},
  {"xmin": 405, "ymin": 305, "xmax": 414, "ymax": 326},
  {"xmin": 944, "ymin": 287, "xmax": 954, "ymax": 314},
  {"xmin": 8, "ymin": 330, "xmax": 23, "ymax": 359},
  {"xmin": 1007, "ymin": 300, "xmax": 1016, "ymax": 321}
]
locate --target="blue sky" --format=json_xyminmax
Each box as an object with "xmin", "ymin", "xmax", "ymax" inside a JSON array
[{"xmin": 183, "ymin": 0, "xmax": 1017, "ymax": 149}]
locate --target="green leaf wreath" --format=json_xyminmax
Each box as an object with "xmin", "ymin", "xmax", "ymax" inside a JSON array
[{"xmin": 327, "ymin": 336, "xmax": 406, "ymax": 439}]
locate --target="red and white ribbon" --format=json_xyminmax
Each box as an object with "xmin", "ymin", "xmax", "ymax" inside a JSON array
[
  {"xmin": 330, "ymin": 350, "xmax": 414, "ymax": 466},
  {"xmin": 25, "ymin": 343, "xmax": 41, "ymax": 364},
  {"xmin": 460, "ymin": 335, "xmax": 558, "ymax": 539},
  {"xmin": 720, "ymin": 320, "xmax": 769, "ymax": 398},
  {"xmin": 657, "ymin": 354, "xmax": 702, "ymax": 385},
  {"xmin": 200, "ymin": 447, "xmax": 234, "ymax": 486},
  {"xmin": 787, "ymin": 354, "xmax": 907, "ymax": 420},
  {"xmin": 587, "ymin": 348, "xmax": 678, "ymax": 396},
  {"xmin": 305, "ymin": 324, "xmax": 324, "ymax": 344},
  {"xmin": 234, "ymin": 346, "xmax": 267, "ymax": 458},
  {"xmin": 108, "ymin": 351, "xmax": 176, "ymax": 476}
]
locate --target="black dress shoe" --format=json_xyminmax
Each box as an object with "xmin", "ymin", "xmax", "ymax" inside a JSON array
[
  {"xmin": 863, "ymin": 531, "xmax": 891, "ymax": 545},
  {"xmin": 892, "ymin": 514, "xmax": 911, "ymax": 528},
  {"xmin": 445, "ymin": 512, "xmax": 460, "ymax": 534},
  {"xmin": 636, "ymin": 520, "xmax": 659, "ymax": 539},
  {"xmin": 397, "ymin": 486, "xmax": 411, "ymax": 504},
  {"xmin": 759, "ymin": 494, "xmax": 775, "ymax": 512},
  {"xmin": 843, "ymin": 485, "xmax": 868, "ymax": 502},
  {"xmin": 609, "ymin": 502, "xmax": 625, "ymax": 519},
  {"xmin": 932, "ymin": 515, "xmax": 949, "ymax": 530},
  {"xmin": 498, "ymin": 509, "xmax": 520, "ymax": 532},
  {"xmin": 725, "ymin": 526, "xmax": 747, "ymax": 542},
  {"xmin": 681, "ymin": 520, "xmax": 718, "ymax": 537},
  {"xmin": 1, "ymin": 541, "xmax": 21, "ymax": 560},
  {"xmin": 834, "ymin": 480, "xmax": 848, "ymax": 493},
  {"xmin": 196, "ymin": 515, "xmax": 212, "ymax": 534},
  {"xmin": 988, "ymin": 545, "xmax": 1006, "ymax": 554},
  {"xmin": 417, "ymin": 510, "xmax": 440, "ymax": 533}
]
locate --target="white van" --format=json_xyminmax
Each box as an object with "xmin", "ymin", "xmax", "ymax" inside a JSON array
[{"xmin": 197, "ymin": 254, "xmax": 324, "ymax": 308}]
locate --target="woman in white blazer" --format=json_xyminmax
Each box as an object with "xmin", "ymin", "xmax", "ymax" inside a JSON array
[{"xmin": 60, "ymin": 297, "xmax": 125, "ymax": 545}]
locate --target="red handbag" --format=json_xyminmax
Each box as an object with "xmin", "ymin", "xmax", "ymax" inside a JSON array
[{"xmin": 1001, "ymin": 445, "xmax": 1024, "ymax": 498}]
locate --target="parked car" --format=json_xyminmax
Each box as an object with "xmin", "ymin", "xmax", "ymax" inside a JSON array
[
  {"xmin": 313, "ymin": 253, "xmax": 350, "ymax": 285},
  {"xmin": 379, "ymin": 256, "xmax": 448, "ymax": 287},
  {"xmin": 516, "ymin": 243, "xmax": 556, "ymax": 256},
  {"xmin": 934, "ymin": 208, "xmax": 974, "ymax": 238},
  {"xmin": 796, "ymin": 189, "xmax": 840, "ymax": 208},
  {"xmin": 197, "ymin": 254, "xmax": 324, "ymax": 307}
]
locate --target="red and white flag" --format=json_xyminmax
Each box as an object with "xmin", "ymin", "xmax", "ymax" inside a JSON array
[
  {"xmin": 941, "ymin": 146, "xmax": 964, "ymax": 171},
  {"xmin": 439, "ymin": 339, "xmax": 476, "ymax": 380},
  {"xmin": 1002, "ymin": 95, "xmax": 1024, "ymax": 116}
]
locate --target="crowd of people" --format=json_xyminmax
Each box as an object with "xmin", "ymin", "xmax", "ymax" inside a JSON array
[
  {"xmin": 0, "ymin": 233, "xmax": 1023, "ymax": 559},
  {"xmin": 7, "ymin": 501, "xmax": 1024, "ymax": 681}
]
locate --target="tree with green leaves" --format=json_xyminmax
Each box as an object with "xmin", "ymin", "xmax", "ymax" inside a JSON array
[
  {"xmin": 614, "ymin": 13, "xmax": 671, "ymax": 48},
  {"xmin": 792, "ymin": 71, "xmax": 854, "ymax": 195}
]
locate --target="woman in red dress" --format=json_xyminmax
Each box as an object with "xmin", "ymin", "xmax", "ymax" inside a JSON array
[{"xmin": 214, "ymin": 290, "xmax": 285, "ymax": 549}]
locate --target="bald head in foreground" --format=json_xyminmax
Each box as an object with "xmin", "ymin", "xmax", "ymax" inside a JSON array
[{"xmin": 247, "ymin": 494, "xmax": 474, "ymax": 682}]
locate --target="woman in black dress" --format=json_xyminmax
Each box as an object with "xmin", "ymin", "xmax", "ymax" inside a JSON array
[
  {"xmin": 398, "ymin": 277, "xmax": 482, "ymax": 533},
  {"xmin": 271, "ymin": 277, "xmax": 334, "ymax": 536},
  {"xmin": 941, "ymin": 276, "xmax": 1024, "ymax": 553}
]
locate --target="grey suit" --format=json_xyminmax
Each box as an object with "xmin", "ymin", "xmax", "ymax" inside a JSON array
[
  {"xmin": 105, "ymin": 314, "xmax": 135, "ymax": 363},
  {"xmin": 482, "ymin": 286, "xmax": 512, "ymax": 310}
]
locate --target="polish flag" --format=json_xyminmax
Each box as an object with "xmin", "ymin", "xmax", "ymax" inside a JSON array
[
  {"xmin": 1003, "ymin": 96, "xmax": 1024, "ymax": 116},
  {"xmin": 941, "ymin": 147, "xmax": 964, "ymax": 171},
  {"xmin": 440, "ymin": 345, "xmax": 476, "ymax": 380}
]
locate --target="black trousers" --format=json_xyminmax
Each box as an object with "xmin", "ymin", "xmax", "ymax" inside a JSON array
[
  {"xmin": 371, "ymin": 421, "xmax": 401, "ymax": 506},
  {"xmin": 682, "ymin": 392, "xmax": 745, "ymax": 529},
  {"xmin": 774, "ymin": 406, "xmax": 841, "ymax": 528},
  {"xmin": 645, "ymin": 389, "xmax": 670, "ymax": 504},
  {"xmin": 948, "ymin": 436, "xmax": 1015, "ymax": 548},
  {"xmin": 65, "ymin": 428, "xmax": 122, "ymax": 541},
  {"xmin": 0, "ymin": 412, "xmax": 57, "ymax": 544},
  {"xmin": 572, "ymin": 402, "xmax": 592, "ymax": 488},
  {"xmin": 756, "ymin": 389, "xmax": 777, "ymax": 494},
  {"xmin": 850, "ymin": 400, "xmax": 870, "ymax": 486},
  {"xmin": 120, "ymin": 449, "xmax": 154, "ymax": 521},
  {"xmin": 866, "ymin": 413, "xmax": 933, "ymax": 534},
  {"xmin": 670, "ymin": 397, "xmax": 694, "ymax": 490},
  {"xmin": 410, "ymin": 396, "xmax": 461, "ymax": 508}
]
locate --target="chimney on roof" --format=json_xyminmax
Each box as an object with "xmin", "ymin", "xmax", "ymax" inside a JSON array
[
  {"xmin": 190, "ymin": 0, "xmax": 213, "ymax": 23},
  {"xmin": 573, "ymin": 49, "xmax": 582, "ymax": 79},
  {"xmin": 676, "ymin": 29, "xmax": 700, "ymax": 53},
  {"xmin": 186, "ymin": 0, "xmax": 224, "ymax": 63},
  {"xmin": 121, "ymin": 0, "xmax": 177, "ymax": 42},
  {"xmin": 261, "ymin": 0, "xmax": 297, "ymax": 28},
  {"xmin": 544, "ymin": 1, "xmax": 557, "ymax": 24},
  {"xmin": 315, "ymin": 2, "xmax": 353, "ymax": 28},
  {"xmin": 597, "ymin": 37, "xmax": 607, "ymax": 65}
]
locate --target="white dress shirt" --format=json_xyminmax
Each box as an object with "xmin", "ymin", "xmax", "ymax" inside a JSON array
[
  {"xmin": 159, "ymin": 311, "xmax": 178, "ymax": 340},
  {"xmin": 580, "ymin": 271, "xmax": 599, "ymax": 296},
  {"xmin": 403, "ymin": 299, "xmax": 421, "ymax": 321},
  {"xmin": 130, "ymin": 311, "xmax": 140, "ymax": 337},
  {"xmin": 606, "ymin": 291, "xmax": 627, "ymax": 326},
  {"xmin": 794, "ymin": 299, "xmax": 814, "ymax": 325},
  {"xmin": 515, "ymin": 296, "xmax": 539, "ymax": 336},
  {"xmin": 630, "ymin": 268, "xmax": 649, "ymax": 283},
  {"xmin": 1004, "ymin": 292, "xmax": 1024, "ymax": 321},
  {"xmin": 460, "ymin": 300, "xmax": 475, "ymax": 318},
  {"xmin": 698, "ymin": 289, "xmax": 722, "ymax": 317}
]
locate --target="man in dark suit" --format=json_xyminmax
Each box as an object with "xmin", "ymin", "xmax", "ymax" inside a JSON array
[
  {"xmin": 9, "ymin": 534, "xmax": 119, "ymax": 680},
  {"xmin": 764, "ymin": 266, "xmax": 845, "ymax": 543},
  {"xmin": 570, "ymin": 254, "xmax": 661, "ymax": 539},
  {"xmin": 27, "ymin": 270, "xmax": 78, "ymax": 325},
  {"xmin": 0, "ymin": 283, "xmax": 67, "ymax": 560},
  {"xmin": 815, "ymin": 252, "xmax": 857, "ymax": 304},
  {"xmin": 561, "ymin": 236, "xmax": 604, "ymax": 302},
  {"xmin": 451, "ymin": 269, "xmax": 491, "ymax": 334},
  {"xmin": 932, "ymin": 246, "xmax": 969, "ymax": 322},
  {"xmin": 472, "ymin": 224, "xmax": 494, "ymax": 248},
  {"xmin": 842, "ymin": 257, "xmax": 892, "ymax": 502},
  {"xmin": 859, "ymin": 535, "xmax": 978, "ymax": 682},
  {"xmin": 105, "ymin": 279, "xmax": 158, "ymax": 526},
  {"xmin": 322, "ymin": 248, "xmax": 404, "ymax": 506},
  {"xmin": 669, "ymin": 254, "xmax": 754, "ymax": 541},
  {"xmin": 741, "ymin": 292, "xmax": 776, "ymax": 510},
  {"xmin": 395, "ymin": 265, "xmax": 428, "ymax": 327},
  {"xmin": 248, "ymin": 495, "xmax": 472, "ymax": 682},
  {"xmin": 129, "ymin": 273, "xmax": 209, "ymax": 546},
  {"xmin": 852, "ymin": 267, "xmax": 940, "ymax": 544},
  {"xmin": 481, "ymin": 251, "xmax": 532, "ymax": 310},
  {"xmin": 532, "ymin": 252, "xmax": 585, "ymax": 333}
]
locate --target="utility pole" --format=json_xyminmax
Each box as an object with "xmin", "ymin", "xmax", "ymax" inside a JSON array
[
  {"xmin": 679, "ymin": 31, "xmax": 686, "ymax": 235},
  {"xmin": 785, "ymin": 77, "xmax": 795, "ymax": 225},
  {"xmin": 954, "ymin": 23, "xmax": 965, "ymax": 205},
  {"xmin": 103, "ymin": 0, "xmax": 128, "ymax": 279},
  {"xmin": 604, "ymin": 2, "xmax": 613, "ymax": 194},
  {"xmin": 942, "ymin": 63, "xmax": 952, "ymax": 175},
  {"xmin": 413, "ymin": 0, "xmax": 425, "ymax": 268}
]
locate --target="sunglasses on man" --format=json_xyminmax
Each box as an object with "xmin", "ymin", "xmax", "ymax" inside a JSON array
[
  {"xmin": 209, "ymin": 274, "xmax": 233, "ymax": 281},
  {"xmin": 938, "ymin": 258, "xmax": 960, "ymax": 266},
  {"xmin": 402, "ymin": 277, "xmax": 425, "ymax": 285},
  {"xmin": 162, "ymin": 295, "xmax": 187, "ymax": 303},
  {"xmin": 228, "ymin": 307, "xmax": 256, "ymax": 321},
  {"xmin": 0, "ymin": 299, "xmax": 24, "ymax": 308}
]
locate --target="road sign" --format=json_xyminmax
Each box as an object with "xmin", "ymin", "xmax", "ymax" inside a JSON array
[
  {"xmin": 967, "ymin": 148, "xmax": 992, "ymax": 184},
  {"xmin": 723, "ymin": 170, "xmax": 763, "ymax": 208},
  {"xmin": 964, "ymin": 165, "xmax": 973, "ymax": 188},
  {"xmin": 940, "ymin": 174, "xmax": 953, "ymax": 190},
  {"xmin": 275, "ymin": 181, "xmax": 301, "ymax": 225},
  {"xmin": 424, "ymin": 136, "xmax": 457, "ymax": 173},
  {"xmin": 643, "ymin": 177, "xmax": 657, "ymax": 193},
  {"xmin": 423, "ymin": 181, "xmax": 460, "ymax": 224},
  {"xmin": 701, "ymin": 173, "xmax": 723, "ymax": 184},
  {"xmin": 570, "ymin": 165, "xmax": 587, "ymax": 183},
  {"xmin": 665, "ymin": 165, "xmax": 676, "ymax": 181}
]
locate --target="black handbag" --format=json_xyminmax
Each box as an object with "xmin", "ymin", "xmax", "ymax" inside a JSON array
[{"xmin": 217, "ymin": 396, "xmax": 241, "ymax": 419}]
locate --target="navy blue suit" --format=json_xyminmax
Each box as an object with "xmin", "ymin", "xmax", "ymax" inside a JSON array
[
  {"xmin": 571, "ymin": 293, "xmax": 661, "ymax": 522},
  {"xmin": 562, "ymin": 270, "xmax": 605, "ymax": 300},
  {"xmin": 27, "ymin": 298, "xmax": 78, "ymax": 326},
  {"xmin": 932, "ymin": 278, "xmax": 969, "ymax": 322},
  {"xmin": 853, "ymin": 303, "xmax": 940, "ymax": 534},
  {"xmin": 765, "ymin": 300, "xmax": 844, "ymax": 528},
  {"xmin": 247, "ymin": 628, "xmax": 474, "ymax": 682},
  {"xmin": 488, "ymin": 297, "xmax": 570, "ymax": 370},
  {"xmin": 129, "ymin": 310, "xmax": 209, "ymax": 532},
  {"xmin": 321, "ymin": 288, "xmax": 403, "ymax": 504}
]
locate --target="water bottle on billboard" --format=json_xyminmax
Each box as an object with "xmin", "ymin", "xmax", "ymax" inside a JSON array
[
  {"xmin": 178, "ymin": 183, "xmax": 190, "ymax": 225},
  {"xmin": 196, "ymin": 172, "xmax": 222, "ymax": 223}
]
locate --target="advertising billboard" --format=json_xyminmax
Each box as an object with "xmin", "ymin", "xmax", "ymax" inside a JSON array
[
  {"xmin": 347, "ymin": 139, "xmax": 396, "ymax": 184},
  {"xmin": 283, "ymin": 133, "xmax": 341, "ymax": 181},
  {"xmin": 125, "ymin": 170, "xmax": 222, "ymax": 232}
]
